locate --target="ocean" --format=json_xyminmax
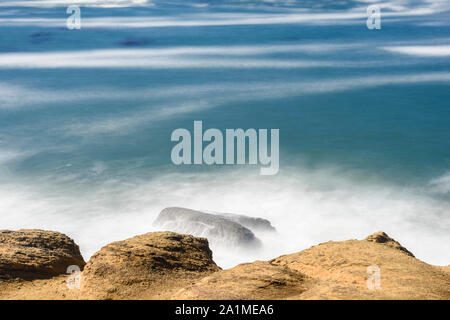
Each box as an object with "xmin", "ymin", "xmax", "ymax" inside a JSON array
[{"xmin": 0, "ymin": 0, "xmax": 449, "ymax": 268}]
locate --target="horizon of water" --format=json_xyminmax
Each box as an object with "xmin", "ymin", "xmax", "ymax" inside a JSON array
[{"xmin": 0, "ymin": 0, "xmax": 449, "ymax": 268}]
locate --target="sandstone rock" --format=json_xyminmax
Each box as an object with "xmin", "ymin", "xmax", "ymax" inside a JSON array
[
  {"xmin": 270, "ymin": 234, "xmax": 449, "ymax": 299},
  {"xmin": 365, "ymin": 231, "xmax": 414, "ymax": 257},
  {"xmin": 0, "ymin": 229, "xmax": 85, "ymax": 280},
  {"xmin": 154, "ymin": 207, "xmax": 262, "ymax": 249},
  {"xmin": 440, "ymin": 265, "xmax": 450, "ymax": 273},
  {"xmin": 173, "ymin": 261, "xmax": 312, "ymax": 299},
  {"xmin": 1, "ymin": 230, "xmax": 448, "ymax": 300},
  {"xmin": 81, "ymin": 231, "xmax": 220, "ymax": 299},
  {"xmin": 0, "ymin": 274, "xmax": 83, "ymax": 300},
  {"xmin": 176, "ymin": 231, "xmax": 450, "ymax": 300}
]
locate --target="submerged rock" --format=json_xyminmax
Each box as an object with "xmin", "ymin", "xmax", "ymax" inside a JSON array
[
  {"xmin": 119, "ymin": 37, "xmax": 151, "ymax": 46},
  {"xmin": 214, "ymin": 212, "xmax": 276, "ymax": 232},
  {"xmin": 0, "ymin": 229, "xmax": 85, "ymax": 280},
  {"xmin": 153, "ymin": 207, "xmax": 262, "ymax": 249},
  {"xmin": 81, "ymin": 231, "xmax": 219, "ymax": 299},
  {"xmin": 30, "ymin": 31, "xmax": 51, "ymax": 44}
]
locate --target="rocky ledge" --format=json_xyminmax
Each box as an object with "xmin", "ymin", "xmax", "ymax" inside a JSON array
[
  {"xmin": 0, "ymin": 229, "xmax": 448, "ymax": 300},
  {"xmin": 0, "ymin": 229, "xmax": 85, "ymax": 280},
  {"xmin": 81, "ymin": 231, "xmax": 220, "ymax": 299}
]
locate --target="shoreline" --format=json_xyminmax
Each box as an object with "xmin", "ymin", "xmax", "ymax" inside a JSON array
[{"xmin": 0, "ymin": 229, "xmax": 448, "ymax": 300}]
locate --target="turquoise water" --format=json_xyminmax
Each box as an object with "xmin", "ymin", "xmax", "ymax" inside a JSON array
[{"xmin": 0, "ymin": 0, "xmax": 449, "ymax": 267}]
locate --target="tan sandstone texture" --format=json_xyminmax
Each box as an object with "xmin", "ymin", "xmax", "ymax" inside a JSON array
[
  {"xmin": 81, "ymin": 231, "xmax": 220, "ymax": 299},
  {"xmin": 0, "ymin": 229, "xmax": 85, "ymax": 280},
  {"xmin": 0, "ymin": 230, "xmax": 448, "ymax": 300}
]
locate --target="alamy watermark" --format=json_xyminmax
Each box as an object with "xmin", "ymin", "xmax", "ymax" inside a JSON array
[
  {"xmin": 170, "ymin": 121, "xmax": 279, "ymax": 175},
  {"xmin": 366, "ymin": 5, "xmax": 381, "ymax": 30},
  {"xmin": 366, "ymin": 265, "xmax": 381, "ymax": 290},
  {"xmin": 65, "ymin": 4, "xmax": 379, "ymax": 31},
  {"xmin": 66, "ymin": 5, "xmax": 81, "ymax": 30},
  {"xmin": 66, "ymin": 265, "xmax": 81, "ymax": 289}
]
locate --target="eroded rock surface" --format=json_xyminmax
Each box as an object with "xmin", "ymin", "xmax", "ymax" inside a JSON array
[
  {"xmin": 270, "ymin": 232, "xmax": 449, "ymax": 299},
  {"xmin": 1, "ymin": 230, "xmax": 448, "ymax": 300},
  {"xmin": 174, "ymin": 260, "xmax": 313, "ymax": 299},
  {"xmin": 0, "ymin": 229, "xmax": 85, "ymax": 280},
  {"xmin": 175, "ymin": 232, "xmax": 450, "ymax": 300},
  {"xmin": 365, "ymin": 231, "xmax": 414, "ymax": 257},
  {"xmin": 81, "ymin": 231, "xmax": 220, "ymax": 299}
]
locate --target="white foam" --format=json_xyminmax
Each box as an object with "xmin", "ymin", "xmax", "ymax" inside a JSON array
[
  {"xmin": 10, "ymin": 72, "xmax": 441, "ymax": 137},
  {"xmin": 384, "ymin": 45, "xmax": 450, "ymax": 57},
  {"xmin": 430, "ymin": 172, "xmax": 450, "ymax": 194},
  {"xmin": 0, "ymin": 150, "xmax": 31, "ymax": 166},
  {"xmin": 65, "ymin": 102, "xmax": 212, "ymax": 136},
  {"xmin": 0, "ymin": 0, "xmax": 150, "ymax": 8},
  {"xmin": 3, "ymin": 71, "xmax": 450, "ymax": 113},
  {"xmin": 0, "ymin": 48, "xmax": 361, "ymax": 69},
  {"xmin": 0, "ymin": 167, "xmax": 449, "ymax": 268},
  {"xmin": 1, "ymin": 42, "xmax": 449, "ymax": 69},
  {"xmin": 0, "ymin": 6, "xmax": 443, "ymax": 29}
]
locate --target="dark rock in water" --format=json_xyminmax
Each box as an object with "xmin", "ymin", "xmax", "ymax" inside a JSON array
[
  {"xmin": 119, "ymin": 38, "xmax": 151, "ymax": 46},
  {"xmin": 0, "ymin": 229, "xmax": 85, "ymax": 280},
  {"xmin": 215, "ymin": 212, "xmax": 276, "ymax": 232},
  {"xmin": 154, "ymin": 207, "xmax": 262, "ymax": 249},
  {"xmin": 30, "ymin": 31, "xmax": 51, "ymax": 38},
  {"xmin": 30, "ymin": 31, "xmax": 52, "ymax": 43}
]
